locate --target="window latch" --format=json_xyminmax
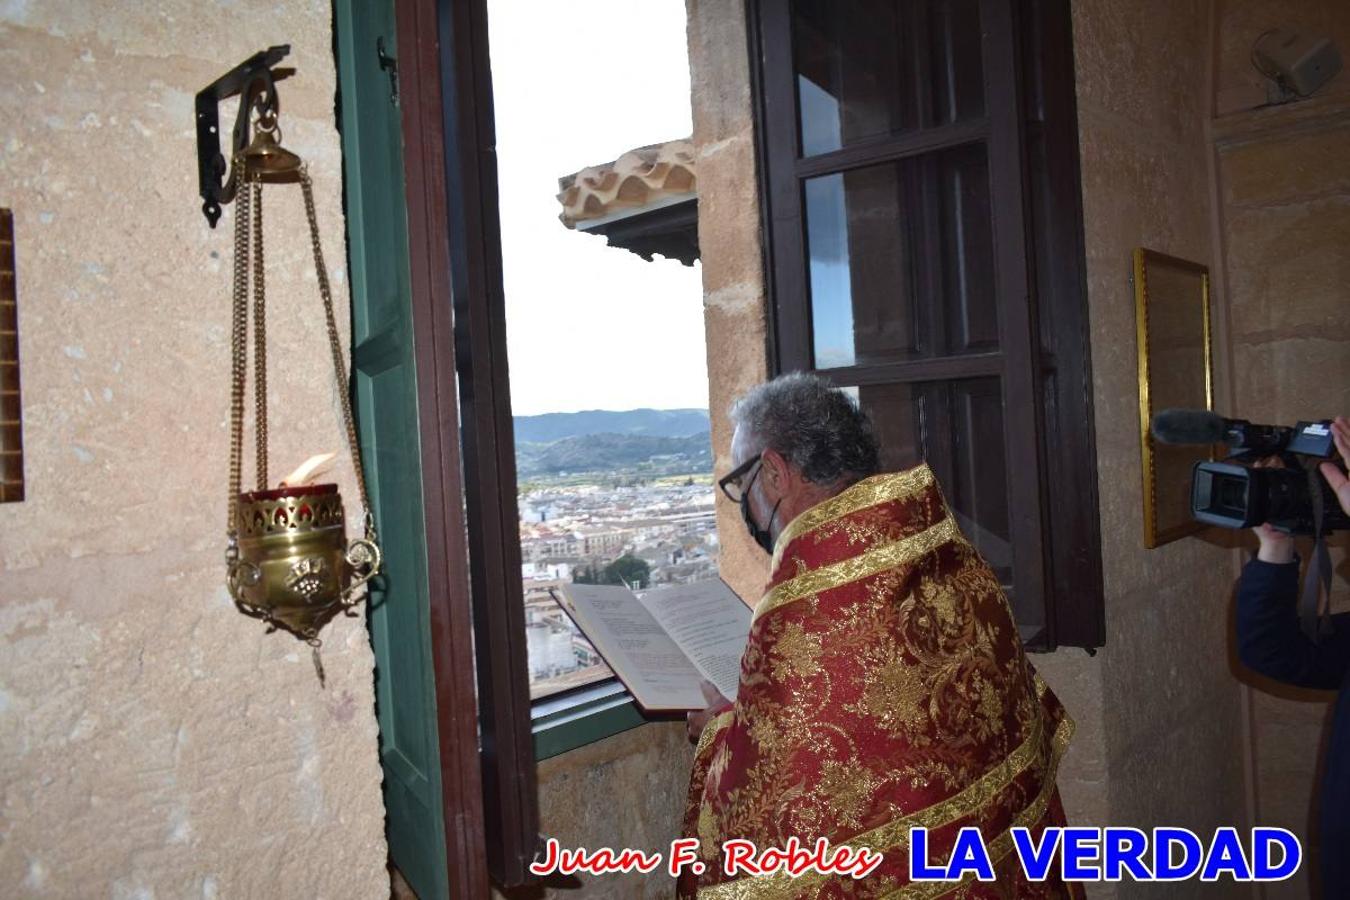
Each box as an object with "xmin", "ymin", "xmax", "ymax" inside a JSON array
[{"xmin": 376, "ymin": 36, "xmax": 399, "ymax": 106}]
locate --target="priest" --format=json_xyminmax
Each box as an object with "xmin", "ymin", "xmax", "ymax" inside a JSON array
[{"xmin": 681, "ymin": 373, "xmax": 1077, "ymax": 898}]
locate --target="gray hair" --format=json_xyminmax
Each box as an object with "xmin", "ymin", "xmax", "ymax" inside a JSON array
[{"xmin": 729, "ymin": 372, "xmax": 880, "ymax": 487}]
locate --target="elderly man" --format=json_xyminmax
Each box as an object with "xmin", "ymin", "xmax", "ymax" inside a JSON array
[{"xmin": 680, "ymin": 373, "xmax": 1075, "ymax": 898}]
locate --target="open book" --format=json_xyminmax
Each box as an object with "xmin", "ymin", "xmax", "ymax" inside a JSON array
[{"xmin": 554, "ymin": 579, "xmax": 753, "ymax": 713}]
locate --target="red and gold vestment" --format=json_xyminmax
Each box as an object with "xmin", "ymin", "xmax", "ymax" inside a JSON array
[{"xmin": 679, "ymin": 464, "xmax": 1077, "ymax": 899}]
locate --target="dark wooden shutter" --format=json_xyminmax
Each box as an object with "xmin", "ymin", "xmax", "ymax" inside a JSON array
[{"xmin": 432, "ymin": 0, "xmax": 542, "ymax": 886}]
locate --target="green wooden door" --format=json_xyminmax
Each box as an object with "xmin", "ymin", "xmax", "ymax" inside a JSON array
[{"xmin": 334, "ymin": 3, "xmax": 448, "ymax": 898}]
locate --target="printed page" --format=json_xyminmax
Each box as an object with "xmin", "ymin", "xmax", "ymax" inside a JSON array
[
  {"xmin": 639, "ymin": 579, "xmax": 751, "ymax": 702},
  {"xmin": 555, "ymin": 583, "xmax": 707, "ymax": 711}
]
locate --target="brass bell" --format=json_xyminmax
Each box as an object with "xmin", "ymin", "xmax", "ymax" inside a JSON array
[{"xmin": 239, "ymin": 114, "xmax": 302, "ymax": 182}]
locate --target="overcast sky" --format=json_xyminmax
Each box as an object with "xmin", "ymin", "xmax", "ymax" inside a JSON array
[{"xmin": 486, "ymin": 0, "xmax": 708, "ymax": 416}]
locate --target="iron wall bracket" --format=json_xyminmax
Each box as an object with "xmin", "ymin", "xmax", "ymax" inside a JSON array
[{"xmin": 195, "ymin": 44, "xmax": 294, "ymax": 228}]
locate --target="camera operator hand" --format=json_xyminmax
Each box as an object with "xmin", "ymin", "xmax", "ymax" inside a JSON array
[
  {"xmin": 1318, "ymin": 416, "xmax": 1350, "ymax": 518},
  {"xmin": 1250, "ymin": 456, "xmax": 1296, "ymax": 564}
]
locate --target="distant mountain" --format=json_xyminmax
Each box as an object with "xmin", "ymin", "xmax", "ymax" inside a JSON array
[
  {"xmin": 516, "ymin": 432, "xmax": 712, "ymax": 478},
  {"xmin": 513, "ymin": 408, "xmax": 710, "ymax": 444}
]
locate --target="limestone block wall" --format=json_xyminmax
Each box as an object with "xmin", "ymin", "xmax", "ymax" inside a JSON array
[
  {"xmin": 0, "ymin": 4, "xmax": 389, "ymax": 897},
  {"xmin": 1211, "ymin": 4, "xmax": 1350, "ymax": 892},
  {"xmin": 1214, "ymin": 0, "xmax": 1350, "ymax": 115}
]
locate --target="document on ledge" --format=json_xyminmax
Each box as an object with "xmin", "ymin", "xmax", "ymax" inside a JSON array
[{"xmin": 555, "ymin": 579, "xmax": 753, "ymax": 713}]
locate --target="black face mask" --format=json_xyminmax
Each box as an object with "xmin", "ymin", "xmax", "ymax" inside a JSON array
[{"xmin": 739, "ymin": 464, "xmax": 782, "ymax": 554}]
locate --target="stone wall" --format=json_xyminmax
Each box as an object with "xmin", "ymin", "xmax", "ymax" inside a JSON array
[
  {"xmin": 1214, "ymin": 0, "xmax": 1350, "ymax": 115},
  {"xmin": 1212, "ymin": 3, "xmax": 1350, "ymax": 894},
  {"xmin": 685, "ymin": 0, "xmax": 773, "ymax": 605},
  {"xmin": 0, "ymin": 4, "xmax": 389, "ymax": 897},
  {"xmin": 524, "ymin": 724, "xmax": 692, "ymax": 899}
]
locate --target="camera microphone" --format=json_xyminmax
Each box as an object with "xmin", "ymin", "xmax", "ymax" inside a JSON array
[
  {"xmin": 1151, "ymin": 409, "xmax": 1227, "ymax": 445},
  {"xmin": 1151, "ymin": 408, "xmax": 1295, "ymax": 454}
]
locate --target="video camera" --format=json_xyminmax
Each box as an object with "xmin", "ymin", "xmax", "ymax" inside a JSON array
[{"xmin": 1151, "ymin": 409, "xmax": 1348, "ymax": 535}]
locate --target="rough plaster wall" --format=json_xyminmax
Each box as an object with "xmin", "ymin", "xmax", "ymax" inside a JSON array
[
  {"xmin": 1214, "ymin": 0, "xmax": 1350, "ymax": 115},
  {"xmin": 1213, "ymin": 1, "xmax": 1350, "ymax": 889},
  {"xmin": 0, "ymin": 4, "xmax": 389, "ymax": 897}
]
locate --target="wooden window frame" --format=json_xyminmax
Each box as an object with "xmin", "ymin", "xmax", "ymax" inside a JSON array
[
  {"xmin": 417, "ymin": 0, "xmax": 546, "ymax": 886},
  {"xmin": 748, "ymin": 0, "xmax": 1104, "ymax": 649},
  {"xmin": 422, "ymin": 0, "xmax": 687, "ymax": 885}
]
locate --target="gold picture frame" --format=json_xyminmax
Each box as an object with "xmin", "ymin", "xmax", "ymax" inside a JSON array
[{"xmin": 1134, "ymin": 248, "xmax": 1214, "ymax": 549}]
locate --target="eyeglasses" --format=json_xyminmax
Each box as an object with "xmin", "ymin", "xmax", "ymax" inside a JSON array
[{"xmin": 718, "ymin": 453, "xmax": 762, "ymax": 504}]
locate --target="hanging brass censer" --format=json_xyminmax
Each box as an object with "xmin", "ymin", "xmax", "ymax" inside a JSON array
[{"xmin": 222, "ymin": 84, "xmax": 381, "ymax": 684}]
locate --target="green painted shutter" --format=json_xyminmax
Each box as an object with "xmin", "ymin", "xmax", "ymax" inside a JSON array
[{"xmin": 334, "ymin": 4, "xmax": 448, "ymax": 898}]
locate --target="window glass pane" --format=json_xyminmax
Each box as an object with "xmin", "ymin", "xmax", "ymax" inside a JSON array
[
  {"xmin": 793, "ymin": 0, "xmax": 985, "ymax": 157},
  {"xmin": 806, "ymin": 144, "xmax": 998, "ymax": 368},
  {"xmin": 841, "ymin": 379, "xmax": 1013, "ymax": 589}
]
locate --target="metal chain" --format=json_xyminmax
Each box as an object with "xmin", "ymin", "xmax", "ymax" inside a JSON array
[
  {"xmin": 226, "ymin": 162, "xmax": 374, "ymax": 544},
  {"xmin": 226, "ymin": 167, "xmax": 253, "ymax": 539},
  {"xmin": 251, "ymin": 179, "xmax": 269, "ymax": 490},
  {"xmin": 299, "ymin": 168, "xmax": 373, "ymax": 529},
  {"xmin": 224, "ymin": 116, "xmax": 377, "ymax": 667}
]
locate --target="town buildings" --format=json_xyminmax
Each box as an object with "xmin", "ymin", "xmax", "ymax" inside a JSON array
[{"xmin": 519, "ymin": 478, "xmax": 719, "ymax": 695}]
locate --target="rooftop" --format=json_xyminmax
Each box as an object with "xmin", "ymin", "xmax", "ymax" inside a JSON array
[{"xmin": 556, "ymin": 139, "xmax": 699, "ymax": 266}]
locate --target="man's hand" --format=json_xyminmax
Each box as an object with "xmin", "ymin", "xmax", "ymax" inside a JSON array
[
  {"xmin": 1318, "ymin": 416, "xmax": 1350, "ymax": 518},
  {"xmin": 1251, "ymin": 456, "xmax": 1295, "ymax": 563},
  {"xmin": 686, "ymin": 680, "xmax": 730, "ymax": 745}
]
